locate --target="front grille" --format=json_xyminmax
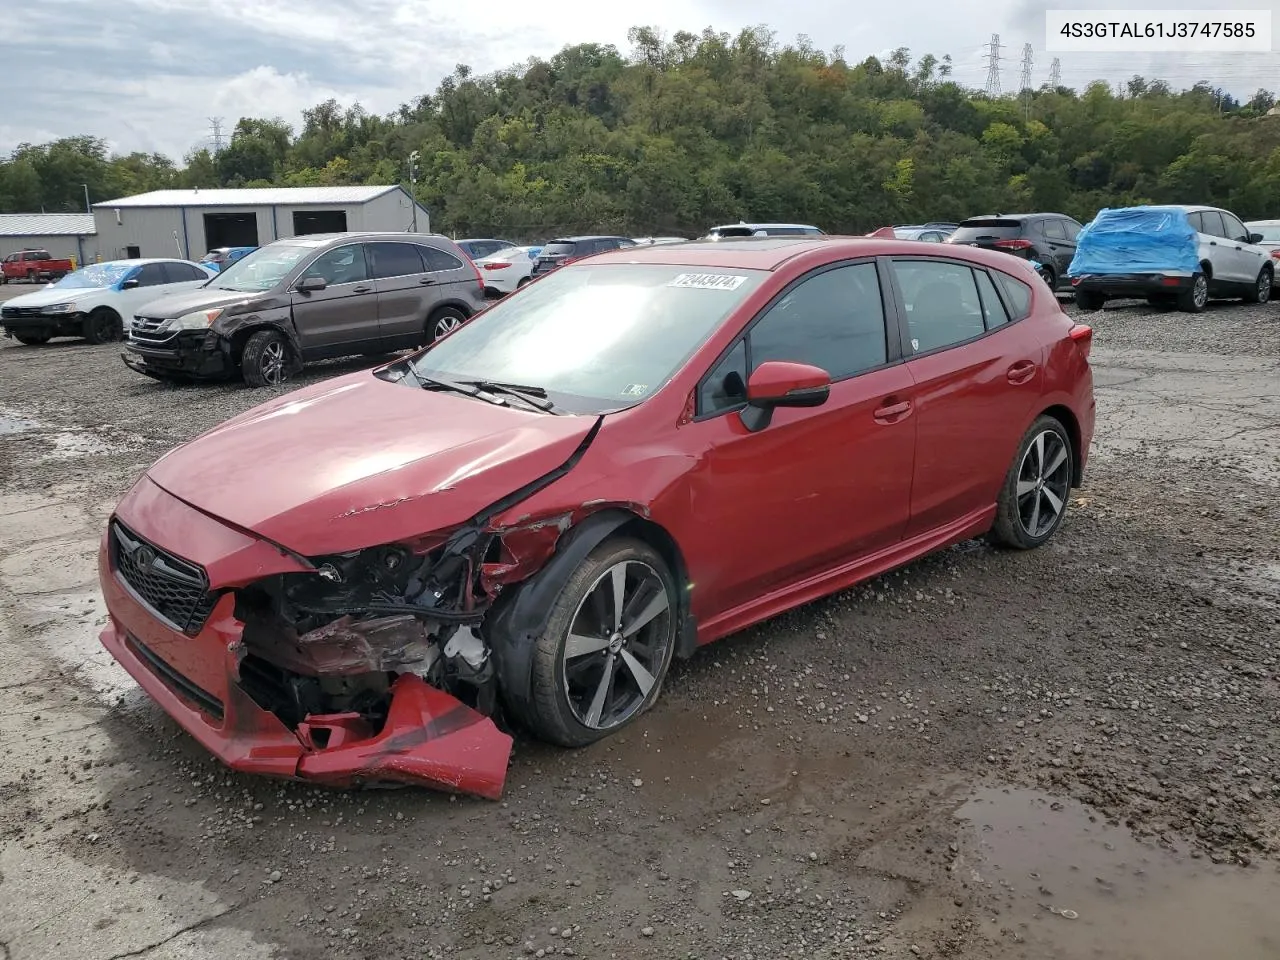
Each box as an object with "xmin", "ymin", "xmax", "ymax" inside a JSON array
[
  {"xmin": 132, "ymin": 315, "xmax": 169, "ymax": 333},
  {"xmin": 125, "ymin": 633, "xmax": 224, "ymax": 719},
  {"xmin": 1, "ymin": 306, "xmax": 46, "ymax": 320},
  {"xmin": 110, "ymin": 520, "xmax": 220, "ymax": 635},
  {"xmin": 129, "ymin": 316, "xmax": 177, "ymax": 345}
]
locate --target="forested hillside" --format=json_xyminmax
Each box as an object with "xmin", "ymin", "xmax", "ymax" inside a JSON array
[{"xmin": 3, "ymin": 26, "xmax": 1279, "ymax": 238}]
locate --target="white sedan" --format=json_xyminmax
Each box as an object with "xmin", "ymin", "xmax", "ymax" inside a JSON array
[
  {"xmin": 0, "ymin": 258, "xmax": 215, "ymax": 345},
  {"xmin": 474, "ymin": 245, "xmax": 542, "ymax": 296}
]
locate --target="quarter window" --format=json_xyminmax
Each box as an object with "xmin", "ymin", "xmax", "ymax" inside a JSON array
[
  {"xmin": 891, "ymin": 260, "xmax": 987, "ymax": 354},
  {"xmin": 1062, "ymin": 219, "xmax": 1081, "ymax": 240},
  {"xmin": 420, "ymin": 246, "xmax": 465, "ymax": 272},
  {"xmin": 369, "ymin": 242, "xmax": 425, "ymax": 279},
  {"xmin": 303, "ymin": 244, "xmax": 369, "ymax": 285},
  {"xmin": 993, "ymin": 271, "xmax": 1032, "ymax": 320}
]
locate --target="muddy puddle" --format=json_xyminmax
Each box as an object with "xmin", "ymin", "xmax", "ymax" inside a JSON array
[
  {"xmin": 956, "ymin": 786, "xmax": 1280, "ymax": 959},
  {"xmin": 0, "ymin": 405, "xmax": 143, "ymax": 462}
]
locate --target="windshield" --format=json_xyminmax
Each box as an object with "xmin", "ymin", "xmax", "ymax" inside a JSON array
[
  {"xmin": 409, "ymin": 263, "xmax": 767, "ymax": 414},
  {"xmin": 212, "ymin": 244, "xmax": 312, "ymax": 292},
  {"xmin": 1250, "ymin": 224, "xmax": 1280, "ymax": 242},
  {"xmin": 200, "ymin": 251, "xmax": 226, "ymax": 263},
  {"xmin": 50, "ymin": 263, "xmax": 133, "ymax": 289}
]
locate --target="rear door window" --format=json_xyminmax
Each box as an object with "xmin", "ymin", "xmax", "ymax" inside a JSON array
[
  {"xmin": 891, "ymin": 259, "xmax": 987, "ymax": 354},
  {"xmin": 369, "ymin": 242, "xmax": 426, "ymax": 279},
  {"xmin": 1043, "ymin": 219, "xmax": 1067, "ymax": 240},
  {"xmin": 419, "ymin": 245, "xmax": 464, "ymax": 273},
  {"xmin": 1199, "ymin": 211, "xmax": 1228, "ymax": 238}
]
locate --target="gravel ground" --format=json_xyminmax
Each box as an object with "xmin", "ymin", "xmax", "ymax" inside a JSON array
[{"xmin": 1, "ymin": 291, "xmax": 1279, "ymax": 960}]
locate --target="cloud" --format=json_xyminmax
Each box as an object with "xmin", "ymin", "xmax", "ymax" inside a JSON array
[{"xmin": 2, "ymin": 0, "xmax": 1276, "ymax": 162}]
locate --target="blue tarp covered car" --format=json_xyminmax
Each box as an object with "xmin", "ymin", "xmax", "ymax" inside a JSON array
[{"xmin": 1067, "ymin": 205, "xmax": 1209, "ymax": 312}]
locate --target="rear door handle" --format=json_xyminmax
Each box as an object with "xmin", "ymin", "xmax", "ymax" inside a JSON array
[
  {"xmin": 1008, "ymin": 360, "xmax": 1037, "ymax": 384},
  {"xmin": 419, "ymin": 277, "xmax": 436, "ymax": 285},
  {"xmin": 873, "ymin": 399, "xmax": 912, "ymax": 422}
]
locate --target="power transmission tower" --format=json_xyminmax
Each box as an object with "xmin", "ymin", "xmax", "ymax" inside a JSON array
[
  {"xmin": 1048, "ymin": 57, "xmax": 1061, "ymax": 88},
  {"xmin": 984, "ymin": 34, "xmax": 1003, "ymax": 97},
  {"xmin": 208, "ymin": 117, "xmax": 225, "ymax": 154},
  {"xmin": 1019, "ymin": 43, "xmax": 1034, "ymax": 118}
]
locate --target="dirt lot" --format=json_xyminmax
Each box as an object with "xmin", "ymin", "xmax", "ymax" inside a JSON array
[{"xmin": 1, "ymin": 288, "xmax": 1279, "ymax": 960}]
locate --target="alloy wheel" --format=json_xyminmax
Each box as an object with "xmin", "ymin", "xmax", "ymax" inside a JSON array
[
  {"xmin": 1192, "ymin": 274, "xmax": 1209, "ymax": 310},
  {"xmin": 434, "ymin": 314, "xmax": 463, "ymax": 339},
  {"xmin": 1259, "ymin": 272, "xmax": 1272, "ymax": 304},
  {"xmin": 1016, "ymin": 430, "xmax": 1071, "ymax": 539},
  {"xmin": 560, "ymin": 560, "xmax": 673, "ymax": 731},
  {"xmin": 260, "ymin": 340, "xmax": 286, "ymax": 385}
]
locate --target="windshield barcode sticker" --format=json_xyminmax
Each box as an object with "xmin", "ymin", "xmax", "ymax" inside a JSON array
[{"xmin": 667, "ymin": 273, "xmax": 748, "ymax": 290}]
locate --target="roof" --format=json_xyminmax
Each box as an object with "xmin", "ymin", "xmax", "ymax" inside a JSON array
[
  {"xmin": 591, "ymin": 235, "xmax": 1038, "ymax": 272},
  {"xmin": 709, "ymin": 223, "xmax": 821, "ymax": 229},
  {"xmin": 547, "ymin": 235, "xmax": 630, "ymax": 242},
  {"xmin": 95, "ymin": 186, "xmax": 405, "ymax": 208},
  {"xmin": 1246, "ymin": 218, "xmax": 1280, "ymax": 226},
  {"xmin": 0, "ymin": 213, "xmax": 96, "ymax": 237}
]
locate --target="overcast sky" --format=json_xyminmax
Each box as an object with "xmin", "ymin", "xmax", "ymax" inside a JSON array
[{"xmin": 3, "ymin": 0, "xmax": 1278, "ymax": 161}]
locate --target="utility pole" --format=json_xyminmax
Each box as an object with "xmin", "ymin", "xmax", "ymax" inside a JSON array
[
  {"xmin": 984, "ymin": 34, "xmax": 1003, "ymax": 97},
  {"xmin": 1019, "ymin": 43, "xmax": 1034, "ymax": 119},
  {"xmin": 407, "ymin": 151, "xmax": 420, "ymax": 232},
  {"xmin": 208, "ymin": 117, "xmax": 225, "ymax": 154},
  {"xmin": 1048, "ymin": 57, "xmax": 1061, "ymax": 88},
  {"xmin": 82, "ymin": 184, "xmax": 90, "ymax": 213}
]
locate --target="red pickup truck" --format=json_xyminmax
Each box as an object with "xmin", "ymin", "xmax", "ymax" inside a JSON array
[{"xmin": 1, "ymin": 249, "xmax": 75, "ymax": 283}]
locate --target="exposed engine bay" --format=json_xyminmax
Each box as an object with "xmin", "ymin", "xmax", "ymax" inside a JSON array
[{"xmin": 233, "ymin": 530, "xmax": 501, "ymax": 738}]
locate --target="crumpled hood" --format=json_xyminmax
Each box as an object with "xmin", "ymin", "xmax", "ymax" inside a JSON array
[
  {"xmin": 145, "ymin": 371, "xmax": 596, "ymax": 556},
  {"xmin": 133, "ymin": 287, "xmax": 254, "ymax": 319}
]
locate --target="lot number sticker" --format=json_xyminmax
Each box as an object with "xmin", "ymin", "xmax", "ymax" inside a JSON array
[{"xmin": 667, "ymin": 273, "xmax": 748, "ymax": 290}]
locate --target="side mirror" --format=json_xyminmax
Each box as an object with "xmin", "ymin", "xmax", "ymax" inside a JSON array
[
  {"xmin": 297, "ymin": 275, "xmax": 327, "ymax": 293},
  {"xmin": 1249, "ymin": 233, "xmax": 1264, "ymax": 244},
  {"xmin": 120, "ymin": 278, "xmax": 139, "ymax": 290},
  {"xmin": 739, "ymin": 360, "xmax": 831, "ymax": 432}
]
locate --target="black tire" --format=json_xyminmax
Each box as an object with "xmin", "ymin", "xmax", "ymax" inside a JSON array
[
  {"xmin": 516, "ymin": 276, "xmax": 531, "ymax": 288},
  {"xmin": 426, "ymin": 306, "xmax": 468, "ymax": 343},
  {"xmin": 1038, "ymin": 264, "xmax": 1056, "ymax": 290},
  {"xmin": 13, "ymin": 332, "xmax": 52, "ymax": 346},
  {"xmin": 523, "ymin": 537, "xmax": 678, "ymax": 747},
  {"xmin": 989, "ymin": 415, "xmax": 1074, "ymax": 551},
  {"xmin": 1244, "ymin": 266, "xmax": 1273, "ymax": 304},
  {"xmin": 83, "ymin": 308, "xmax": 122, "ymax": 344},
  {"xmin": 26, "ymin": 270, "xmax": 38, "ymax": 283},
  {"xmin": 1074, "ymin": 289, "xmax": 1105, "ymax": 311},
  {"xmin": 1177, "ymin": 272, "xmax": 1209, "ymax": 313},
  {"xmin": 240, "ymin": 329, "xmax": 290, "ymax": 387}
]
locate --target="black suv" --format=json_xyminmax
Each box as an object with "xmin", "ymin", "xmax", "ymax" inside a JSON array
[
  {"xmin": 946, "ymin": 213, "xmax": 1082, "ymax": 291},
  {"xmin": 531, "ymin": 236, "xmax": 635, "ymax": 277},
  {"xmin": 122, "ymin": 232, "xmax": 486, "ymax": 387}
]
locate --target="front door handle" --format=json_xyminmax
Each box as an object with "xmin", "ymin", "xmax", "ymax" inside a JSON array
[
  {"xmin": 1007, "ymin": 360, "xmax": 1037, "ymax": 384},
  {"xmin": 873, "ymin": 399, "xmax": 912, "ymax": 423},
  {"xmin": 419, "ymin": 277, "xmax": 436, "ymax": 285},
  {"xmin": 352, "ymin": 285, "xmax": 372, "ymax": 293}
]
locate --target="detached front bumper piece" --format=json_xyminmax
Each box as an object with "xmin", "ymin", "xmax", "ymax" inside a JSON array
[
  {"xmin": 97, "ymin": 486, "xmax": 513, "ymax": 799},
  {"xmin": 1070, "ymin": 272, "xmax": 1193, "ymax": 298}
]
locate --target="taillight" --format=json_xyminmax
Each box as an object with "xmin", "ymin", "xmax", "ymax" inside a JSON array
[
  {"xmin": 1068, "ymin": 322, "xmax": 1092, "ymax": 361},
  {"xmin": 470, "ymin": 259, "xmax": 484, "ymax": 291},
  {"xmin": 1270, "ymin": 250, "xmax": 1280, "ymax": 260},
  {"xmin": 994, "ymin": 238, "xmax": 1035, "ymax": 251},
  {"xmin": 482, "ymin": 262, "xmax": 511, "ymax": 270}
]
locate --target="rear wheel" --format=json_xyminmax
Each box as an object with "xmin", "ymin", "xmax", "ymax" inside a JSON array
[
  {"xmin": 516, "ymin": 276, "xmax": 531, "ymax": 288},
  {"xmin": 1074, "ymin": 289, "xmax": 1105, "ymax": 311},
  {"xmin": 240, "ymin": 329, "xmax": 290, "ymax": 387},
  {"xmin": 990, "ymin": 415, "xmax": 1074, "ymax": 550},
  {"xmin": 25, "ymin": 270, "xmax": 38, "ymax": 283},
  {"xmin": 523, "ymin": 538, "xmax": 678, "ymax": 747},
  {"xmin": 426, "ymin": 306, "xmax": 468, "ymax": 343},
  {"xmin": 1177, "ymin": 272, "xmax": 1209, "ymax": 313},
  {"xmin": 1244, "ymin": 266, "xmax": 1273, "ymax": 304},
  {"xmin": 83, "ymin": 308, "xmax": 122, "ymax": 344},
  {"xmin": 1037, "ymin": 264, "xmax": 1056, "ymax": 289},
  {"xmin": 13, "ymin": 332, "xmax": 51, "ymax": 346}
]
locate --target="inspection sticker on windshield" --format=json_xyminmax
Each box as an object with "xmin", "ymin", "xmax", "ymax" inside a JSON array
[{"xmin": 667, "ymin": 273, "xmax": 748, "ymax": 291}]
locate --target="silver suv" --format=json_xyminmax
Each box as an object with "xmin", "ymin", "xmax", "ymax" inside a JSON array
[{"xmin": 121, "ymin": 232, "xmax": 488, "ymax": 386}]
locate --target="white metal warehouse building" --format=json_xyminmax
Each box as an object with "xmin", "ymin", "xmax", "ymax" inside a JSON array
[
  {"xmin": 0, "ymin": 213, "xmax": 99, "ymax": 267},
  {"xmin": 91, "ymin": 186, "xmax": 431, "ymax": 261}
]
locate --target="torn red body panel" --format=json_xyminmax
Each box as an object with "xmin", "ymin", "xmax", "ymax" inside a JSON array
[{"xmin": 97, "ymin": 482, "xmax": 512, "ymax": 800}]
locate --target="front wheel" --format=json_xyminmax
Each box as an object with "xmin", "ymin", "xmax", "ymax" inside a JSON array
[
  {"xmin": 240, "ymin": 329, "xmax": 290, "ymax": 387},
  {"xmin": 524, "ymin": 538, "xmax": 678, "ymax": 747},
  {"xmin": 427, "ymin": 306, "xmax": 468, "ymax": 343},
  {"xmin": 1244, "ymin": 266, "xmax": 1273, "ymax": 304},
  {"xmin": 83, "ymin": 308, "xmax": 122, "ymax": 344},
  {"xmin": 989, "ymin": 415, "xmax": 1074, "ymax": 550}
]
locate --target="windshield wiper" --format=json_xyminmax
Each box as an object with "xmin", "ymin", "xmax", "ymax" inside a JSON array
[{"xmin": 457, "ymin": 379, "xmax": 559, "ymax": 413}]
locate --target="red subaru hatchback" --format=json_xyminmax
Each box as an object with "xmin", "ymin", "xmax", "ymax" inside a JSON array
[{"xmin": 98, "ymin": 237, "xmax": 1095, "ymax": 798}]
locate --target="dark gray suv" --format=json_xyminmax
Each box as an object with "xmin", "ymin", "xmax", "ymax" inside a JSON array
[{"xmin": 121, "ymin": 232, "xmax": 487, "ymax": 386}]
